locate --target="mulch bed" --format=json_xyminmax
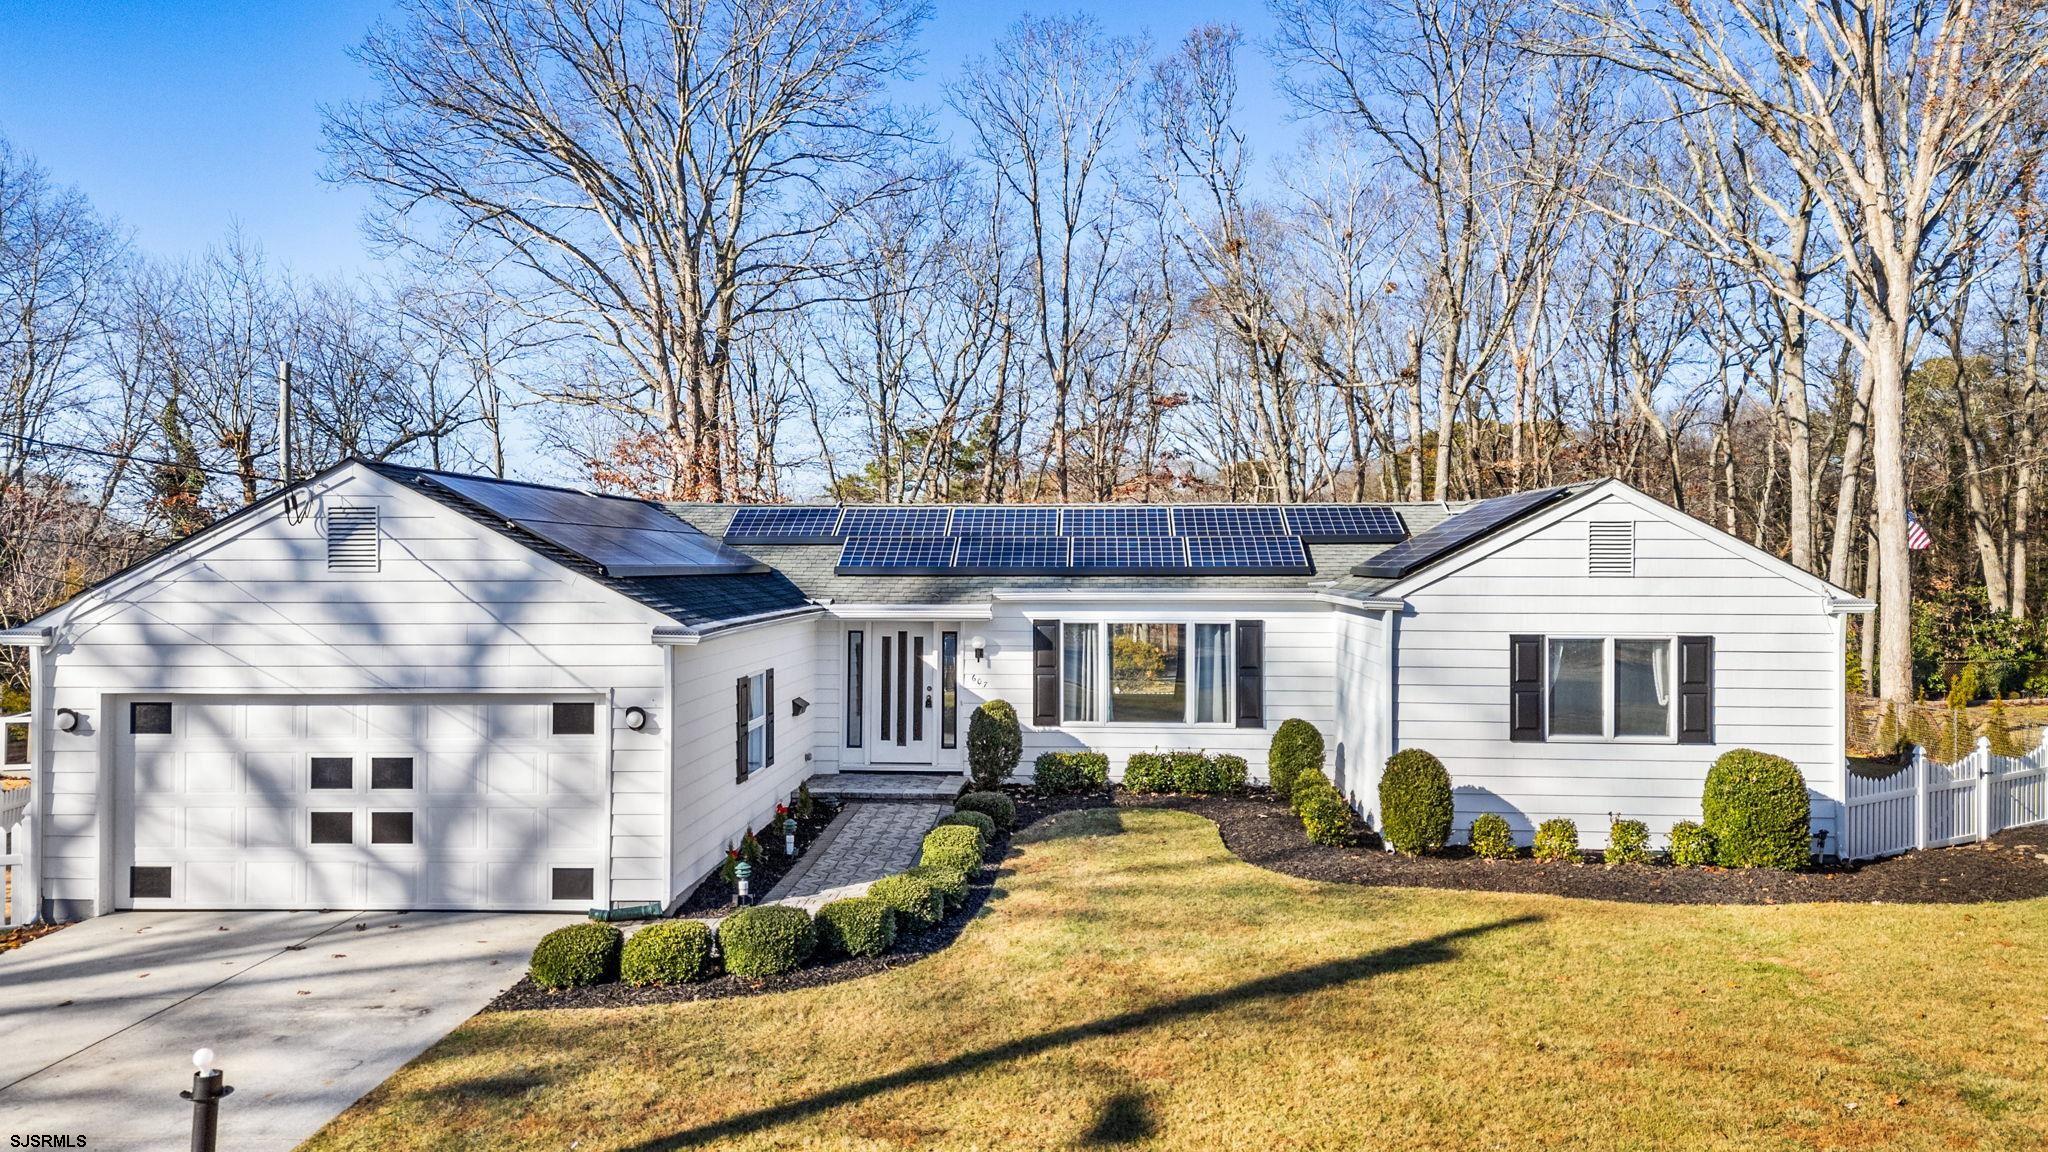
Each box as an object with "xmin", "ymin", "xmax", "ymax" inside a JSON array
[
  {"xmin": 670, "ymin": 802, "xmax": 842, "ymax": 919},
  {"xmin": 0, "ymin": 922, "xmax": 65, "ymax": 954},
  {"xmin": 1136, "ymin": 792, "xmax": 2048, "ymax": 906}
]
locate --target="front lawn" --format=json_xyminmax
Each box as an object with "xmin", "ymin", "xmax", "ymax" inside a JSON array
[{"xmin": 304, "ymin": 808, "xmax": 2048, "ymax": 1151}]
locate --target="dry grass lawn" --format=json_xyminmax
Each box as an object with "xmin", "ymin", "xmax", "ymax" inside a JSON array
[{"xmin": 302, "ymin": 808, "xmax": 2048, "ymax": 1151}]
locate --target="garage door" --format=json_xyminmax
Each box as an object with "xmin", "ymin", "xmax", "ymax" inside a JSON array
[{"xmin": 114, "ymin": 695, "xmax": 605, "ymax": 911}]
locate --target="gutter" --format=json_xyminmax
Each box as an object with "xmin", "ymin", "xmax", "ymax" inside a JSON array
[
  {"xmin": 651, "ymin": 604, "xmax": 824, "ymax": 646},
  {"xmin": 989, "ymin": 588, "xmax": 1332, "ymax": 604},
  {"xmin": 1824, "ymin": 597, "xmax": 1876, "ymax": 616},
  {"xmin": 0, "ymin": 628, "xmax": 51, "ymax": 648}
]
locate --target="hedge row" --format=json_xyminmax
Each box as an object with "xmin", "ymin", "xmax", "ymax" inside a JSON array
[{"xmin": 1121, "ymin": 750, "xmax": 1248, "ymax": 794}]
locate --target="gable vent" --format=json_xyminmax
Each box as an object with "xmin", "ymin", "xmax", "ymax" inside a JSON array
[
  {"xmin": 1588, "ymin": 521, "xmax": 1634, "ymax": 577},
  {"xmin": 327, "ymin": 507, "xmax": 380, "ymax": 572}
]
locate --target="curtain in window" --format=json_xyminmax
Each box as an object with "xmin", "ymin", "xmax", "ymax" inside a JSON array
[
  {"xmin": 1613, "ymin": 638, "xmax": 1672, "ymax": 737},
  {"xmin": 1546, "ymin": 639, "xmax": 1605, "ymax": 736},
  {"xmin": 1062, "ymin": 624, "xmax": 1100, "ymax": 722},
  {"xmin": 1192, "ymin": 623, "xmax": 1231, "ymax": 723}
]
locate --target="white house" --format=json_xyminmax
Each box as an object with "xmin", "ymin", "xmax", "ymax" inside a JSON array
[{"xmin": 0, "ymin": 459, "xmax": 1869, "ymax": 921}]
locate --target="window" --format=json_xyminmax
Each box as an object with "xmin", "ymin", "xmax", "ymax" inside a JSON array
[
  {"xmin": 552, "ymin": 867, "xmax": 595, "ymax": 901},
  {"xmin": 1062, "ymin": 624, "xmax": 1100, "ymax": 722},
  {"xmin": 845, "ymin": 631, "xmax": 864, "ymax": 748},
  {"xmin": 1192, "ymin": 624, "xmax": 1232, "ymax": 724},
  {"xmin": 941, "ymin": 631, "xmax": 959, "ymax": 748},
  {"xmin": 743, "ymin": 671, "xmax": 768, "ymax": 778},
  {"xmin": 310, "ymin": 811, "xmax": 353, "ymax": 845},
  {"xmin": 130, "ymin": 866, "xmax": 172, "ymax": 899},
  {"xmin": 370, "ymin": 757, "xmax": 414, "ymax": 790},
  {"xmin": 1109, "ymin": 623, "xmax": 1186, "ymax": 722},
  {"xmin": 1059, "ymin": 620, "xmax": 1238, "ymax": 725},
  {"xmin": 326, "ymin": 506, "xmax": 380, "ymax": 571},
  {"xmin": 1544, "ymin": 637, "xmax": 1673, "ymax": 740},
  {"xmin": 370, "ymin": 811, "xmax": 413, "ymax": 845},
  {"xmin": 551, "ymin": 702, "xmax": 596, "ymax": 736},
  {"xmin": 131, "ymin": 702, "xmax": 172, "ymax": 735},
  {"xmin": 310, "ymin": 757, "xmax": 353, "ymax": 790}
]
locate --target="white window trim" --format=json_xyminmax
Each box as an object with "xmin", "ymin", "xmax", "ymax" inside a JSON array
[
  {"xmin": 744, "ymin": 670, "xmax": 768, "ymax": 772},
  {"xmin": 1055, "ymin": 616, "xmax": 1237, "ymax": 729},
  {"xmin": 1543, "ymin": 634, "xmax": 1678, "ymax": 744}
]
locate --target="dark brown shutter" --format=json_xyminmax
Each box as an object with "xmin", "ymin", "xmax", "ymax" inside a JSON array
[
  {"xmin": 1032, "ymin": 620, "xmax": 1059, "ymax": 726},
  {"xmin": 764, "ymin": 669, "xmax": 776, "ymax": 766},
  {"xmin": 1677, "ymin": 636, "xmax": 1714, "ymax": 744},
  {"xmin": 735, "ymin": 675, "xmax": 750, "ymax": 783},
  {"xmin": 1509, "ymin": 635, "xmax": 1544, "ymax": 742},
  {"xmin": 1235, "ymin": 620, "xmax": 1264, "ymax": 728}
]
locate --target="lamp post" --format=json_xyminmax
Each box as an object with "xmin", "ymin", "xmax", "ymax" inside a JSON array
[
  {"xmin": 181, "ymin": 1047, "xmax": 232, "ymax": 1152},
  {"xmin": 735, "ymin": 859, "xmax": 753, "ymax": 906}
]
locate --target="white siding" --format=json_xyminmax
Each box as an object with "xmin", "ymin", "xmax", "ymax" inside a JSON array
[
  {"xmin": 1331, "ymin": 607, "xmax": 1391, "ymax": 819},
  {"xmin": 1392, "ymin": 491, "xmax": 1845, "ymax": 848},
  {"xmin": 31, "ymin": 464, "xmax": 672, "ymax": 914}
]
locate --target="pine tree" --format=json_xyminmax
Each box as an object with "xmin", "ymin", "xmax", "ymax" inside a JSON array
[
  {"xmin": 1872, "ymin": 705, "xmax": 1902, "ymax": 757},
  {"xmin": 1984, "ymin": 699, "xmax": 2025, "ymax": 758}
]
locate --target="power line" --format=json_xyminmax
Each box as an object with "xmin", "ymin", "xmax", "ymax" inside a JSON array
[{"xmin": 2, "ymin": 433, "xmax": 282, "ymax": 485}]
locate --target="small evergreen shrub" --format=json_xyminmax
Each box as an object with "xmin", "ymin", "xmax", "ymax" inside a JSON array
[
  {"xmin": 936, "ymin": 810, "xmax": 995, "ymax": 846},
  {"xmin": 717, "ymin": 905, "xmax": 816, "ymax": 978},
  {"xmin": 907, "ymin": 864, "xmax": 970, "ymax": 909},
  {"xmin": 529, "ymin": 922, "xmax": 623, "ymax": 989},
  {"xmin": 1379, "ymin": 748, "xmax": 1454, "ymax": 854},
  {"xmin": 1297, "ymin": 784, "xmax": 1354, "ymax": 846},
  {"xmin": 1268, "ymin": 719, "xmax": 1325, "ymax": 803},
  {"xmin": 1034, "ymin": 750, "xmax": 1110, "ymax": 794},
  {"xmin": 1605, "ymin": 818, "xmax": 1652, "ymax": 865},
  {"xmin": 620, "ymin": 920, "xmax": 714, "ymax": 986},
  {"xmin": 1701, "ymin": 749, "xmax": 1811, "ymax": 870},
  {"xmin": 954, "ymin": 790, "xmax": 1017, "ymax": 830},
  {"xmin": 1985, "ymin": 699, "xmax": 2026, "ymax": 758},
  {"xmin": 967, "ymin": 700, "xmax": 1023, "ymax": 790},
  {"xmin": 1120, "ymin": 751, "xmax": 1246, "ymax": 793},
  {"xmin": 1532, "ymin": 818, "xmax": 1580, "ymax": 862},
  {"xmin": 1467, "ymin": 812, "xmax": 1516, "ymax": 859},
  {"xmin": 1667, "ymin": 820, "xmax": 1715, "ymax": 867},
  {"xmin": 1871, "ymin": 705, "xmax": 1902, "ymax": 758},
  {"xmin": 869, "ymin": 872, "xmax": 946, "ymax": 925},
  {"xmin": 920, "ymin": 825, "xmax": 985, "ymax": 874},
  {"xmin": 814, "ymin": 897, "xmax": 896, "ymax": 958},
  {"xmin": 1289, "ymin": 767, "xmax": 1332, "ymax": 813},
  {"xmin": 1122, "ymin": 752, "xmax": 1175, "ymax": 793}
]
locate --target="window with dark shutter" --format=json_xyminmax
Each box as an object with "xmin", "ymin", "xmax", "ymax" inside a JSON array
[
  {"xmin": 1677, "ymin": 635, "xmax": 1714, "ymax": 744},
  {"xmin": 764, "ymin": 668, "xmax": 776, "ymax": 767},
  {"xmin": 1234, "ymin": 621, "xmax": 1264, "ymax": 728},
  {"xmin": 735, "ymin": 675, "xmax": 751, "ymax": 783},
  {"xmin": 1032, "ymin": 620, "xmax": 1059, "ymax": 727},
  {"xmin": 1509, "ymin": 634, "xmax": 1545, "ymax": 742}
]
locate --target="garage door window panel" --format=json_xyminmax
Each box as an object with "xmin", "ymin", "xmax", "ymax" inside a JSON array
[
  {"xmin": 310, "ymin": 811, "xmax": 354, "ymax": 845},
  {"xmin": 551, "ymin": 702, "xmax": 596, "ymax": 736},
  {"xmin": 371, "ymin": 756, "xmax": 415, "ymax": 790},
  {"xmin": 311, "ymin": 756, "xmax": 354, "ymax": 790},
  {"xmin": 131, "ymin": 701, "xmax": 173, "ymax": 735},
  {"xmin": 371, "ymin": 811, "xmax": 414, "ymax": 845}
]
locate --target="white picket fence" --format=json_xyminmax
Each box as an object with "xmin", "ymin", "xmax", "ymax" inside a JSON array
[
  {"xmin": 1, "ymin": 783, "xmax": 26, "ymax": 928},
  {"xmin": 1840, "ymin": 734, "xmax": 2048, "ymax": 862}
]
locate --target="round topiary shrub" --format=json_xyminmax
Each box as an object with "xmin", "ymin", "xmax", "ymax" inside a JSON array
[
  {"xmin": 955, "ymin": 790, "xmax": 1017, "ymax": 830},
  {"xmin": 529, "ymin": 922, "xmax": 623, "ymax": 989},
  {"xmin": 717, "ymin": 905, "xmax": 816, "ymax": 978},
  {"xmin": 1667, "ymin": 820, "xmax": 1715, "ymax": 867},
  {"xmin": 936, "ymin": 809, "xmax": 995, "ymax": 846},
  {"xmin": 869, "ymin": 871, "xmax": 946, "ymax": 925},
  {"xmin": 620, "ymin": 920, "xmax": 714, "ymax": 986},
  {"xmin": 1297, "ymin": 784, "xmax": 1354, "ymax": 846},
  {"xmin": 921, "ymin": 824, "xmax": 984, "ymax": 871},
  {"xmin": 967, "ymin": 700, "xmax": 1023, "ymax": 791},
  {"xmin": 1268, "ymin": 719, "xmax": 1325, "ymax": 803},
  {"xmin": 1605, "ymin": 818, "xmax": 1652, "ymax": 866},
  {"xmin": 1467, "ymin": 812, "xmax": 1516, "ymax": 859},
  {"xmin": 1289, "ymin": 767, "xmax": 1332, "ymax": 813},
  {"xmin": 1034, "ymin": 751, "xmax": 1109, "ymax": 794},
  {"xmin": 907, "ymin": 863, "xmax": 970, "ymax": 909},
  {"xmin": 1532, "ymin": 818, "xmax": 1580, "ymax": 862},
  {"xmin": 1701, "ymin": 748, "xmax": 1812, "ymax": 870},
  {"xmin": 814, "ymin": 896, "xmax": 896, "ymax": 958},
  {"xmin": 1122, "ymin": 753, "xmax": 1175, "ymax": 793},
  {"xmin": 1379, "ymin": 748, "xmax": 1454, "ymax": 854}
]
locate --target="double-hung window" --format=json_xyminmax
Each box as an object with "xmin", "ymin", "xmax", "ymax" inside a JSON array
[
  {"xmin": 745, "ymin": 671, "xmax": 768, "ymax": 773},
  {"xmin": 1545, "ymin": 637, "xmax": 1673, "ymax": 740},
  {"xmin": 1061, "ymin": 620, "xmax": 1233, "ymax": 725}
]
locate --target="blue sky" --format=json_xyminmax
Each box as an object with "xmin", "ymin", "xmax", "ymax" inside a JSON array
[{"xmin": 0, "ymin": 1, "xmax": 1298, "ymax": 279}]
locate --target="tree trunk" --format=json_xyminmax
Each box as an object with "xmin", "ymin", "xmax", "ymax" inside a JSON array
[{"xmin": 1868, "ymin": 313, "xmax": 1914, "ymax": 704}]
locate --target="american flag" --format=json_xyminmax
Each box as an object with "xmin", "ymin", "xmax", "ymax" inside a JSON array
[{"xmin": 1907, "ymin": 510, "xmax": 1931, "ymax": 551}]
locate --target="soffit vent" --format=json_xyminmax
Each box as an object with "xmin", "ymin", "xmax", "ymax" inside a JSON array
[
  {"xmin": 327, "ymin": 506, "xmax": 381, "ymax": 572},
  {"xmin": 1588, "ymin": 521, "xmax": 1634, "ymax": 577}
]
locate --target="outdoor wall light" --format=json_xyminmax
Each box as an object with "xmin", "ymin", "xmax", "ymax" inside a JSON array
[
  {"xmin": 623, "ymin": 706, "xmax": 648, "ymax": 731},
  {"xmin": 55, "ymin": 708, "xmax": 79, "ymax": 733},
  {"xmin": 969, "ymin": 634, "xmax": 988, "ymax": 663},
  {"xmin": 791, "ymin": 696, "xmax": 810, "ymax": 716}
]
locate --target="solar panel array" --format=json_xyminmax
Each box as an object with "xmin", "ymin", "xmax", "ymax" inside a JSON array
[
  {"xmin": 424, "ymin": 473, "xmax": 766, "ymax": 578},
  {"xmin": 1350, "ymin": 487, "xmax": 1573, "ymax": 580}
]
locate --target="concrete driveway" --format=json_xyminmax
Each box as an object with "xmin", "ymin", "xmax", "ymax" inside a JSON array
[{"xmin": 0, "ymin": 908, "xmax": 571, "ymax": 1151}]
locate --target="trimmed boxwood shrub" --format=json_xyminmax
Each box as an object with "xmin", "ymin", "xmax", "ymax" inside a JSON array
[
  {"xmin": 1122, "ymin": 752, "xmax": 1175, "ymax": 793},
  {"xmin": 1701, "ymin": 748, "xmax": 1811, "ymax": 869},
  {"xmin": 1379, "ymin": 748, "xmax": 1454, "ymax": 854},
  {"xmin": 1605, "ymin": 818, "xmax": 1652, "ymax": 865},
  {"xmin": 1467, "ymin": 812, "xmax": 1516, "ymax": 859},
  {"xmin": 1667, "ymin": 820, "xmax": 1715, "ymax": 867},
  {"xmin": 1203, "ymin": 753, "xmax": 1249, "ymax": 793},
  {"xmin": 955, "ymin": 790, "xmax": 1017, "ymax": 830},
  {"xmin": 1035, "ymin": 750, "xmax": 1110, "ymax": 794},
  {"xmin": 1297, "ymin": 784, "xmax": 1354, "ymax": 846},
  {"xmin": 907, "ymin": 863, "xmax": 970, "ymax": 909},
  {"xmin": 1269, "ymin": 719, "xmax": 1325, "ymax": 803},
  {"xmin": 936, "ymin": 809, "xmax": 995, "ymax": 846},
  {"xmin": 1289, "ymin": 767, "xmax": 1332, "ymax": 813},
  {"xmin": 620, "ymin": 920, "xmax": 714, "ymax": 986},
  {"xmin": 717, "ymin": 905, "xmax": 816, "ymax": 978},
  {"xmin": 814, "ymin": 896, "xmax": 896, "ymax": 958},
  {"xmin": 869, "ymin": 871, "xmax": 946, "ymax": 925},
  {"xmin": 530, "ymin": 922, "xmax": 623, "ymax": 989},
  {"xmin": 920, "ymin": 824, "xmax": 985, "ymax": 875},
  {"xmin": 1533, "ymin": 818, "xmax": 1580, "ymax": 862},
  {"xmin": 967, "ymin": 700, "xmax": 1023, "ymax": 791},
  {"xmin": 1124, "ymin": 751, "xmax": 1249, "ymax": 794}
]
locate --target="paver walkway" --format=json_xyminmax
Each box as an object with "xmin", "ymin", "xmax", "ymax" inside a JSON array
[{"xmin": 765, "ymin": 802, "xmax": 947, "ymax": 906}]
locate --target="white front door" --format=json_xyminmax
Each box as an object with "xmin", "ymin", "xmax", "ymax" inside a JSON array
[{"xmin": 870, "ymin": 623, "xmax": 939, "ymax": 765}]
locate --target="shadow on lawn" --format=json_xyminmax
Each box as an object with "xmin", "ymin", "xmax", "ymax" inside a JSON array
[{"xmin": 615, "ymin": 914, "xmax": 1542, "ymax": 1150}]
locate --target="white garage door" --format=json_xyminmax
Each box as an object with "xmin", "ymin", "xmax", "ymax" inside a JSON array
[{"xmin": 114, "ymin": 695, "xmax": 606, "ymax": 911}]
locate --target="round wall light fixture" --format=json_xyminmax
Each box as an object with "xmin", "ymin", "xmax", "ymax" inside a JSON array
[
  {"xmin": 623, "ymin": 706, "xmax": 649, "ymax": 731},
  {"xmin": 55, "ymin": 708, "xmax": 80, "ymax": 733}
]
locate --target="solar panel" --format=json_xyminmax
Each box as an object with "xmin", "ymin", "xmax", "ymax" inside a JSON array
[
  {"xmin": 1062, "ymin": 507, "xmax": 1172, "ymax": 536},
  {"xmin": 840, "ymin": 506, "xmax": 952, "ymax": 536},
  {"xmin": 723, "ymin": 506, "xmax": 842, "ymax": 543},
  {"xmin": 1185, "ymin": 535, "xmax": 1312, "ymax": 573},
  {"xmin": 1171, "ymin": 506, "xmax": 1287, "ymax": 536},
  {"xmin": 950, "ymin": 506, "xmax": 1061, "ymax": 535},
  {"xmin": 954, "ymin": 536, "xmax": 1071, "ymax": 573},
  {"xmin": 422, "ymin": 473, "xmax": 766, "ymax": 578},
  {"xmin": 1351, "ymin": 487, "xmax": 1573, "ymax": 579},
  {"xmin": 835, "ymin": 536, "xmax": 956, "ymax": 573},
  {"xmin": 1283, "ymin": 505, "xmax": 1407, "ymax": 543},
  {"xmin": 1070, "ymin": 536, "xmax": 1188, "ymax": 572}
]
